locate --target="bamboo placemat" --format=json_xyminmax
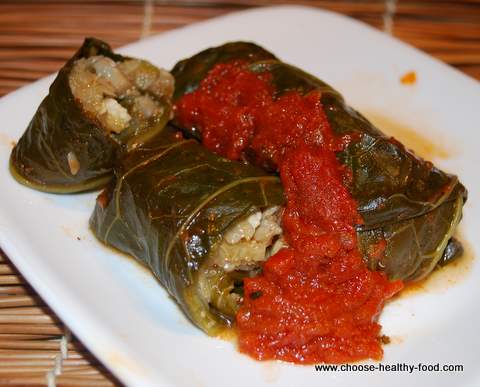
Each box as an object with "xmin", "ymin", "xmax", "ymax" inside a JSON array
[
  {"xmin": 0, "ymin": 1, "xmax": 479, "ymax": 386},
  {"xmin": 0, "ymin": 250, "xmax": 119, "ymax": 386}
]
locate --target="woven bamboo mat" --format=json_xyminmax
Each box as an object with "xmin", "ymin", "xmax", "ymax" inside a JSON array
[
  {"xmin": 0, "ymin": 250, "xmax": 119, "ymax": 386},
  {"xmin": 0, "ymin": 1, "xmax": 479, "ymax": 386}
]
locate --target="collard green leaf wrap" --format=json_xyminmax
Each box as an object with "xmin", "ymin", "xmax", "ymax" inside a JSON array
[
  {"xmin": 10, "ymin": 38, "xmax": 171, "ymax": 193},
  {"xmin": 90, "ymin": 127, "xmax": 284, "ymax": 334},
  {"xmin": 171, "ymin": 42, "xmax": 467, "ymax": 282}
]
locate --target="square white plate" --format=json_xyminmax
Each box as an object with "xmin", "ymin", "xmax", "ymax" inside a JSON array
[{"xmin": 0, "ymin": 6, "xmax": 478, "ymax": 387}]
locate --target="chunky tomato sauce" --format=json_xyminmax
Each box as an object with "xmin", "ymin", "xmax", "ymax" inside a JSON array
[{"xmin": 175, "ymin": 62, "xmax": 403, "ymax": 363}]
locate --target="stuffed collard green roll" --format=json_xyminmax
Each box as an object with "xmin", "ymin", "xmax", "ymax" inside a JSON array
[
  {"xmin": 10, "ymin": 38, "xmax": 173, "ymax": 193},
  {"xmin": 90, "ymin": 127, "xmax": 285, "ymax": 334},
  {"xmin": 171, "ymin": 42, "xmax": 467, "ymax": 282}
]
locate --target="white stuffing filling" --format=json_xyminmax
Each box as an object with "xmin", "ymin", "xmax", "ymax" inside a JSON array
[
  {"xmin": 197, "ymin": 206, "xmax": 286, "ymax": 319},
  {"xmin": 99, "ymin": 98, "xmax": 132, "ymax": 133},
  {"xmin": 213, "ymin": 206, "xmax": 284, "ymax": 272},
  {"xmin": 69, "ymin": 55, "xmax": 173, "ymax": 135}
]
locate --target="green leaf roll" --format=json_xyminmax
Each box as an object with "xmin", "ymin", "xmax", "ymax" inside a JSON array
[
  {"xmin": 10, "ymin": 38, "xmax": 173, "ymax": 193},
  {"xmin": 171, "ymin": 42, "xmax": 467, "ymax": 282},
  {"xmin": 90, "ymin": 126, "xmax": 285, "ymax": 334}
]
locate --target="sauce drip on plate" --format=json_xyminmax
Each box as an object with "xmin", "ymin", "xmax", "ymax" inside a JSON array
[{"xmin": 175, "ymin": 61, "xmax": 403, "ymax": 364}]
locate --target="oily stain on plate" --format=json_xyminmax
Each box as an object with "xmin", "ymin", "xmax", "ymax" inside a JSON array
[
  {"xmin": 400, "ymin": 233, "xmax": 473, "ymax": 298},
  {"xmin": 104, "ymin": 350, "xmax": 147, "ymax": 380},
  {"xmin": 61, "ymin": 225, "xmax": 79, "ymax": 240},
  {"xmin": 364, "ymin": 112, "xmax": 453, "ymax": 160},
  {"xmin": 0, "ymin": 132, "xmax": 15, "ymax": 148}
]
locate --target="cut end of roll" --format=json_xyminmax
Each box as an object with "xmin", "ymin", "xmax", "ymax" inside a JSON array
[
  {"xmin": 69, "ymin": 55, "xmax": 174, "ymax": 137},
  {"xmin": 195, "ymin": 206, "xmax": 285, "ymax": 329}
]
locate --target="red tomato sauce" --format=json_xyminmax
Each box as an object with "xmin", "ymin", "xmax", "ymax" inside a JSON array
[{"xmin": 175, "ymin": 62, "xmax": 403, "ymax": 364}]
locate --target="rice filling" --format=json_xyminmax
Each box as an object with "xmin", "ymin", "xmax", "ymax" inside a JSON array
[
  {"xmin": 197, "ymin": 206, "xmax": 286, "ymax": 322},
  {"xmin": 69, "ymin": 55, "xmax": 174, "ymax": 135}
]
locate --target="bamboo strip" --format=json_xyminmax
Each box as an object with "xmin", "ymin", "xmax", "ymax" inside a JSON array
[
  {"xmin": 0, "ymin": 325, "xmax": 61, "ymax": 336},
  {"xmin": 0, "ymin": 314, "xmax": 58, "ymax": 324},
  {"xmin": 0, "ymin": 17, "xmax": 142, "ymax": 27},
  {"xmin": 57, "ymin": 378, "xmax": 115, "ymax": 384},
  {"xmin": 0, "ymin": 350, "xmax": 87, "ymax": 359},
  {"xmin": 0, "ymin": 286, "xmax": 29, "ymax": 295},
  {"xmin": 0, "ymin": 276, "xmax": 24, "ymax": 286},
  {"xmin": 0, "ymin": 306, "xmax": 52, "ymax": 315},
  {"xmin": 415, "ymin": 0, "xmax": 480, "ymax": 3},
  {"xmin": 59, "ymin": 374, "xmax": 108, "ymax": 380},
  {"xmin": 157, "ymin": 0, "xmax": 386, "ymax": 13},
  {"xmin": 0, "ymin": 26, "xmax": 141, "ymax": 38},
  {"xmin": 0, "ymin": 365, "xmax": 103, "ymax": 373},
  {"xmin": 0, "ymin": 376, "xmax": 115, "ymax": 386},
  {"xmin": 0, "ymin": 295, "xmax": 43, "ymax": 308},
  {"xmin": 0, "ymin": 379, "xmax": 47, "ymax": 387},
  {"xmin": 150, "ymin": 14, "xmax": 380, "ymax": 29},
  {"xmin": 3, "ymin": 380, "xmax": 113, "ymax": 387},
  {"xmin": 396, "ymin": 2, "xmax": 480, "ymax": 19},
  {"xmin": 0, "ymin": 64, "xmax": 59, "ymax": 79},
  {"xmin": 393, "ymin": 20, "xmax": 480, "ymax": 37},
  {"xmin": 0, "ymin": 60, "xmax": 64, "ymax": 71},
  {"xmin": 433, "ymin": 52, "xmax": 480, "ymax": 64},
  {"xmin": 0, "ymin": 334, "xmax": 60, "ymax": 341},
  {"xmin": 391, "ymin": 37, "xmax": 480, "ymax": 51},
  {"xmin": 0, "ymin": 35, "xmax": 136, "ymax": 48},
  {"xmin": 0, "ymin": 340, "xmax": 77, "ymax": 351},
  {"xmin": 56, "ymin": 377, "xmax": 114, "ymax": 384},
  {"xmin": 0, "ymin": 358, "xmax": 90, "ymax": 367},
  {"xmin": 0, "ymin": 265, "xmax": 14, "ymax": 275},
  {"xmin": 0, "ymin": 352, "xmax": 61, "ymax": 359},
  {"xmin": 60, "ymin": 379, "xmax": 115, "ymax": 384},
  {"xmin": 0, "ymin": 13, "xmax": 143, "ymax": 23},
  {"xmin": 0, "ymin": 3, "xmax": 144, "ymax": 15},
  {"xmin": 59, "ymin": 366, "xmax": 103, "ymax": 374},
  {"xmin": 0, "ymin": 49, "xmax": 83, "ymax": 60}
]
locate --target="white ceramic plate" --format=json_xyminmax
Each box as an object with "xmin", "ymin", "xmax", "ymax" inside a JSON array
[{"xmin": 0, "ymin": 6, "xmax": 478, "ymax": 387}]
